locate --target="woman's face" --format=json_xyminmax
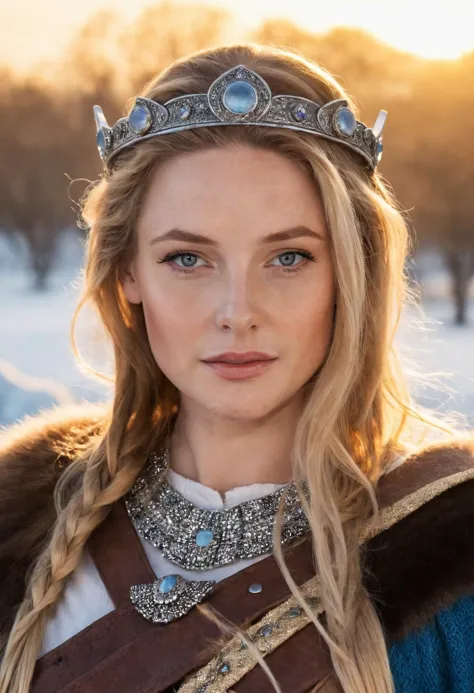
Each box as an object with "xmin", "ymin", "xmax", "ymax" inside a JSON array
[{"xmin": 123, "ymin": 144, "xmax": 335, "ymax": 420}]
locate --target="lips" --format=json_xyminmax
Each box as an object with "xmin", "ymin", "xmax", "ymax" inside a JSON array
[
  {"xmin": 202, "ymin": 351, "xmax": 277, "ymax": 364},
  {"xmin": 203, "ymin": 358, "xmax": 276, "ymax": 380}
]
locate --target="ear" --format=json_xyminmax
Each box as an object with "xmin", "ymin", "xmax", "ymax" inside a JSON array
[{"xmin": 121, "ymin": 260, "xmax": 142, "ymax": 304}]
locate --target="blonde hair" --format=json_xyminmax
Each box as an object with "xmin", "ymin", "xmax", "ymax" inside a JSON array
[{"xmin": 0, "ymin": 42, "xmax": 457, "ymax": 693}]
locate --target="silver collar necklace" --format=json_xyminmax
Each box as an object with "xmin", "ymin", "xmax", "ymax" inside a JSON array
[{"xmin": 124, "ymin": 443, "xmax": 310, "ymax": 572}]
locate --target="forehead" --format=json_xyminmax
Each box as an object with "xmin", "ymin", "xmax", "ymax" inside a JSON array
[{"xmin": 137, "ymin": 145, "xmax": 327, "ymax": 240}]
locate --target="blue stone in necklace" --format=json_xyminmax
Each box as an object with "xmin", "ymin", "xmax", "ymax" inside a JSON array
[{"xmin": 195, "ymin": 529, "xmax": 214, "ymax": 547}]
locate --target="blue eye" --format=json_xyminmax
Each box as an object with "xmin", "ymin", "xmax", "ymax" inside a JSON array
[
  {"xmin": 157, "ymin": 249, "xmax": 315, "ymax": 275},
  {"xmin": 271, "ymin": 251, "xmax": 312, "ymax": 272},
  {"xmin": 170, "ymin": 253, "xmax": 204, "ymax": 269}
]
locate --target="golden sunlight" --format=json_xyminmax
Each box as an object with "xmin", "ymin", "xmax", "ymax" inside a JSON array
[{"xmin": 0, "ymin": 0, "xmax": 473, "ymax": 74}]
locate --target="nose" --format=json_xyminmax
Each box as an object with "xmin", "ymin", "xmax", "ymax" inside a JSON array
[{"xmin": 215, "ymin": 269, "xmax": 259, "ymax": 333}]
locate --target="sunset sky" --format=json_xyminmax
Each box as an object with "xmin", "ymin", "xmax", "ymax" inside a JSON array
[{"xmin": 1, "ymin": 0, "xmax": 473, "ymax": 74}]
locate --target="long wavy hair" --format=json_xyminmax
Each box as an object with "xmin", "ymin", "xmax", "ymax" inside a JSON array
[{"xmin": 0, "ymin": 42, "xmax": 457, "ymax": 693}]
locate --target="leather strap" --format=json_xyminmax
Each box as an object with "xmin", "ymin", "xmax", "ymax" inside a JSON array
[
  {"xmin": 87, "ymin": 499, "xmax": 156, "ymax": 607},
  {"xmin": 33, "ymin": 533, "xmax": 317, "ymax": 693},
  {"xmin": 232, "ymin": 623, "xmax": 336, "ymax": 693}
]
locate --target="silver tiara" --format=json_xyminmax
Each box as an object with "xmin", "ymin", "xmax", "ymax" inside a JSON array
[{"xmin": 93, "ymin": 64, "xmax": 387, "ymax": 171}]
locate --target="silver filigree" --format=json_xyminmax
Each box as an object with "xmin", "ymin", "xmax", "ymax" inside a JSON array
[
  {"xmin": 130, "ymin": 573, "xmax": 215, "ymax": 624},
  {"xmin": 94, "ymin": 64, "xmax": 387, "ymax": 170},
  {"xmin": 124, "ymin": 444, "xmax": 310, "ymax": 571}
]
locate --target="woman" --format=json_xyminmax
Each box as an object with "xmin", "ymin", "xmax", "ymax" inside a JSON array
[{"xmin": 0, "ymin": 42, "xmax": 473, "ymax": 693}]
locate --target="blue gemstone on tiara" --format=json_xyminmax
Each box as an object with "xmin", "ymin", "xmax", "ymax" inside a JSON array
[
  {"xmin": 179, "ymin": 104, "xmax": 192, "ymax": 120},
  {"xmin": 293, "ymin": 105, "xmax": 308, "ymax": 122},
  {"xmin": 96, "ymin": 129, "xmax": 107, "ymax": 157},
  {"xmin": 223, "ymin": 80, "xmax": 258, "ymax": 115},
  {"xmin": 334, "ymin": 107, "xmax": 357, "ymax": 137},
  {"xmin": 376, "ymin": 139, "xmax": 384, "ymax": 163},
  {"xmin": 129, "ymin": 103, "xmax": 152, "ymax": 135}
]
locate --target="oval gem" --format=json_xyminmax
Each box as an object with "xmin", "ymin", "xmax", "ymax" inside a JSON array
[
  {"xmin": 96, "ymin": 129, "xmax": 107, "ymax": 157},
  {"xmin": 159, "ymin": 575, "xmax": 178, "ymax": 593},
  {"xmin": 376, "ymin": 139, "xmax": 384, "ymax": 163},
  {"xmin": 129, "ymin": 103, "xmax": 152, "ymax": 135},
  {"xmin": 195, "ymin": 529, "xmax": 214, "ymax": 547},
  {"xmin": 223, "ymin": 81, "xmax": 258, "ymax": 115},
  {"xmin": 179, "ymin": 104, "xmax": 192, "ymax": 120},
  {"xmin": 259, "ymin": 625, "xmax": 273, "ymax": 637},
  {"xmin": 293, "ymin": 105, "xmax": 308, "ymax": 122},
  {"xmin": 288, "ymin": 606, "xmax": 302, "ymax": 618},
  {"xmin": 334, "ymin": 107, "xmax": 356, "ymax": 137}
]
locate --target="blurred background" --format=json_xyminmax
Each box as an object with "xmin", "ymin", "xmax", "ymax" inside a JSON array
[{"xmin": 0, "ymin": 0, "xmax": 473, "ymax": 429}]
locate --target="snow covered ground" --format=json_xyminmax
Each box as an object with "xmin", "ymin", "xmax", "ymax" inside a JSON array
[{"xmin": 1, "ymin": 231, "xmax": 473, "ymax": 429}]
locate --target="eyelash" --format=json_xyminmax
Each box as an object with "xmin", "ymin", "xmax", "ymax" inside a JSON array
[{"xmin": 157, "ymin": 249, "xmax": 316, "ymax": 275}]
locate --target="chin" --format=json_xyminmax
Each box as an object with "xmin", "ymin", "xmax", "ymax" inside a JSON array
[
  {"xmin": 208, "ymin": 406, "xmax": 275, "ymax": 422},
  {"xmin": 196, "ymin": 388, "xmax": 285, "ymax": 421}
]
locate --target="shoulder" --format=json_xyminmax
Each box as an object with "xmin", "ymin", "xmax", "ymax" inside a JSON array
[
  {"xmin": 0, "ymin": 402, "xmax": 109, "ymax": 651},
  {"xmin": 0, "ymin": 401, "xmax": 109, "ymax": 530},
  {"xmin": 0, "ymin": 400, "xmax": 109, "ymax": 463},
  {"xmin": 365, "ymin": 437, "xmax": 474, "ymax": 638},
  {"xmin": 364, "ymin": 439, "xmax": 474, "ymax": 689}
]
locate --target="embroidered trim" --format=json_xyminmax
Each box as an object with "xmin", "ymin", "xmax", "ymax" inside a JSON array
[{"xmin": 178, "ymin": 580, "xmax": 323, "ymax": 693}]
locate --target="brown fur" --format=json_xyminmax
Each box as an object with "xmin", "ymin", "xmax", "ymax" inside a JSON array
[
  {"xmin": 0, "ymin": 405, "xmax": 473, "ymax": 655},
  {"xmin": 366, "ymin": 462, "xmax": 474, "ymax": 639},
  {"xmin": 0, "ymin": 403, "xmax": 108, "ymax": 653}
]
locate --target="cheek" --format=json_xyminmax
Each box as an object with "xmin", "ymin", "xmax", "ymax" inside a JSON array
[
  {"xmin": 142, "ymin": 300, "xmax": 186, "ymax": 348},
  {"xmin": 139, "ymin": 287, "xmax": 205, "ymax": 375},
  {"xmin": 284, "ymin": 281, "xmax": 335, "ymax": 365},
  {"xmin": 292, "ymin": 301, "xmax": 334, "ymax": 353}
]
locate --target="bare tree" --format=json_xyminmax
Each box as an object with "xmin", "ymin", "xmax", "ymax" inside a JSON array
[
  {"xmin": 383, "ymin": 58, "xmax": 474, "ymax": 324},
  {"xmin": 120, "ymin": 1, "xmax": 231, "ymax": 94},
  {"xmin": 0, "ymin": 77, "xmax": 76, "ymax": 288}
]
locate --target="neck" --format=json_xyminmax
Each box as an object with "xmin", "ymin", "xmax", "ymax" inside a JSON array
[{"xmin": 168, "ymin": 397, "xmax": 304, "ymax": 494}]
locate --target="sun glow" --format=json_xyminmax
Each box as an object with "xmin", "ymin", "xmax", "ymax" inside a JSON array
[
  {"xmin": 0, "ymin": 0, "xmax": 472, "ymax": 75},
  {"xmin": 235, "ymin": 0, "xmax": 474, "ymax": 60}
]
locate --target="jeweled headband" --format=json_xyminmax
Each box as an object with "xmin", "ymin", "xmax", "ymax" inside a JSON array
[{"xmin": 93, "ymin": 64, "xmax": 387, "ymax": 171}]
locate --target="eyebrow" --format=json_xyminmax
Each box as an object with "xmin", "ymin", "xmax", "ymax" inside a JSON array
[{"xmin": 149, "ymin": 225, "xmax": 325, "ymax": 246}]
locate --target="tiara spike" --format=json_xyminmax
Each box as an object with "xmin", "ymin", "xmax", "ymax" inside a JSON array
[
  {"xmin": 93, "ymin": 105, "xmax": 113, "ymax": 160},
  {"xmin": 93, "ymin": 105, "xmax": 110, "ymax": 133},
  {"xmin": 372, "ymin": 110, "xmax": 388, "ymax": 139}
]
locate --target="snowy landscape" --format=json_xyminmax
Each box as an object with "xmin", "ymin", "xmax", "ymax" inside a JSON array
[{"xmin": 1, "ymin": 230, "xmax": 473, "ymax": 430}]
